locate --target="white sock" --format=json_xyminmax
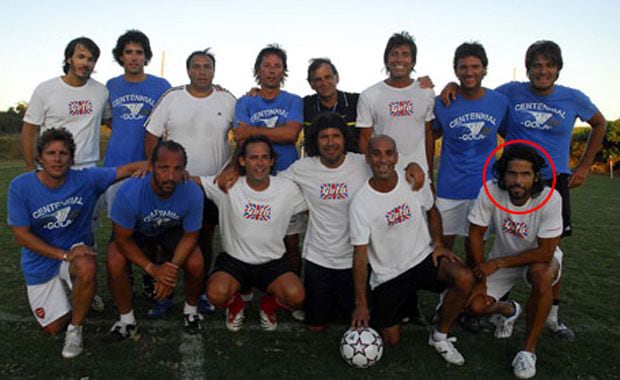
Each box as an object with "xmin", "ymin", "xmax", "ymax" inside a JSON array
[
  {"xmin": 184, "ymin": 302, "xmax": 198, "ymax": 315},
  {"xmin": 67, "ymin": 324, "xmax": 78, "ymax": 332},
  {"xmin": 547, "ymin": 305, "xmax": 559, "ymax": 322},
  {"xmin": 120, "ymin": 310, "xmax": 136, "ymax": 325},
  {"xmin": 432, "ymin": 330, "xmax": 447, "ymax": 341}
]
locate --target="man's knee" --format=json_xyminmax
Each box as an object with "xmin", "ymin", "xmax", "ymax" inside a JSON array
[
  {"xmin": 282, "ymin": 282, "xmax": 305, "ymax": 309},
  {"xmin": 528, "ymin": 264, "xmax": 556, "ymax": 294},
  {"xmin": 185, "ymin": 250, "xmax": 205, "ymax": 278},
  {"xmin": 468, "ymin": 294, "xmax": 492, "ymax": 316},
  {"xmin": 381, "ymin": 326, "xmax": 400, "ymax": 346},
  {"xmin": 107, "ymin": 243, "xmax": 128, "ymax": 276},
  {"xmin": 72, "ymin": 256, "xmax": 97, "ymax": 283},
  {"xmin": 206, "ymin": 276, "xmax": 235, "ymax": 307}
]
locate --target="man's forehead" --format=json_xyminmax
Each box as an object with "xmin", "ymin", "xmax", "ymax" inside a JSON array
[
  {"xmin": 507, "ymin": 159, "xmax": 534, "ymax": 171},
  {"xmin": 190, "ymin": 54, "xmax": 213, "ymax": 66},
  {"xmin": 124, "ymin": 42, "xmax": 144, "ymax": 51},
  {"xmin": 369, "ymin": 136, "xmax": 396, "ymax": 151},
  {"xmin": 74, "ymin": 44, "xmax": 93, "ymax": 56}
]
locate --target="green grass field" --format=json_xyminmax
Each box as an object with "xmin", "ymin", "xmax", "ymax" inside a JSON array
[{"xmin": 0, "ymin": 161, "xmax": 618, "ymax": 379}]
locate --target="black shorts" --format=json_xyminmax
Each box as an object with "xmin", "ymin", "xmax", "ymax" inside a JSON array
[
  {"xmin": 544, "ymin": 174, "xmax": 571, "ymax": 237},
  {"xmin": 202, "ymin": 195, "xmax": 219, "ymax": 226},
  {"xmin": 371, "ymin": 254, "xmax": 446, "ymax": 329},
  {"xmin": 133, "ymin": 226, "xmax": 185, "ymax": 263},
  {"xmin": 303, "ymin": 260, "xmax": 354, "ymax": 326},
  {"xmin": 212, "ymin": 252, "xmax": 291, "ymax": 292}
]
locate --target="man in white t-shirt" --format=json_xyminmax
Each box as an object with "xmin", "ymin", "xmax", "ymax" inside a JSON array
[
  {"xmin": 199, "ymin": 135, "xmax": 307, "ymax": 332},
  {"xmin": 356, "ymin": 31, "xmax": 435, "ymax": 174},
  {"xmin": 467, "ymin": 143, "xmax": 564, "ymax": 379},
  {"xmin": 22, "ymin": 37, "xmax": 109, "ymax": 170},
  {"xmin": 349, "ymin": 135, "xmax": 473, "ymax": 366},
  {"xmin": 145, "ymin": 49, "xmax": 236, "ymax": 313}
]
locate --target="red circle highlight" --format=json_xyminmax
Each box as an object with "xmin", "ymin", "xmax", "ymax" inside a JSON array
[{"xmin": 482, "ymin": 139, "xmax": 556, "ymax": 215}]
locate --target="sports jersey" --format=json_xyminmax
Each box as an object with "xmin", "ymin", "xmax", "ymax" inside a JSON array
[
  {"xmin": 433, "ymin": 89, "xmax": 509, "ymax": 199},
  {"xmin": 281, "ymin": 153, "xmax": 369, "ymax": 269},
  {"xmin": 496, "ymin": 81, "xmax": 598, "ymax": 179},
  {"xmin": 111, "ymin": 174, "xmax": 203, "ymax": 237},
  {"xmin": 7, "ymin": 168, "xmax": 116, "ymax": 285},
  {"xmin": 23, "ymin": 77, "xmax": 108, "ymax": 166},
  {"xmin": 145, "ymin": 86, "xmax": 236, "ymax": 176},
  {"xmin": 103, "ymin": 75, "xmax": 171, "ymax": 166},
  {"xmin": 468, "ymin": 181, "xmax": 563, "ymax": 260},
  {"xmin": 349, "ymin": 172, "xmax": 434, "ymax": 289},
  {"xmin": 234, "ymin": 91, "xmax": 303, "ymax": 172},
  {"xmin": 200, "ymin": 176, "xmax": 307, "ymax": 265},
  {"xmin": 356, "ymin": 80, "xmax": 435, "ymax": 170},
  {"xmin": 303, "ymin": 91, "xmax": 360, "ymax": 152}
]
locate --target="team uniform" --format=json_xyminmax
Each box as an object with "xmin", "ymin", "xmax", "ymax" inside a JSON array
[
  {"xmin": 356, "ymin": 80, "xmax": 435, "ymax": 171},
  {"xmin": 497, "ymin": 81, "xmax": 599, "ymax": 236},
  {"xmin": 102, "ymin": 74, "xmax": 170, "ymax": 215},
  {"xmin": 349, "ymin": 172, "xmax": 437, "ymax": 328},
  {"xmin": 303, "ymin": 91, "xmax": 359, "ymax": 152},
  {"xmin": 281, "ymin": 153, "xmax": 369, "ymax": 325},
  {"xmin": 200, "ymin": 176, "xmax": 307, "ymax": 290},
  {"xmin": 468, "ymin": 181, "xmax": 564, "ymax": 300},
  {"xmin": 432, "ymin": 90, "xmax": 509, "ymax": 235},
  {"xmin": 110, "ymin": 174, "xmax": 203, "ymax": 258},
  {"xmin": 7, "ymin": 168, "xmax": 116, "ymax": 326},
  {"xmin": 234, "ymin": 91, "xmax": 303, "ymax": 172},
  {"xmin": 24, "ymin": 77, "xmax": 109, "ymax": 168}
]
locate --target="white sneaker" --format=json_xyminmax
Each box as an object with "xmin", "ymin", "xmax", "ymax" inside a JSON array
[
  {"xmin": 291, "ymin": 310, "xmax": 305, "ymax": 321},
  {"xmin": 427, "ymin": 335, "xmax": 465, "ymax": 366},
  {"xmin": 495, "ymin": 301, "xmax": 522, "ymax": 339},
  {"xmin": 62, "ymin": 325, "xmax": 83, "ymax": 359},
  {"xmin": 512, "ymin": 350, "xmax": 537, "ymax": 379}
]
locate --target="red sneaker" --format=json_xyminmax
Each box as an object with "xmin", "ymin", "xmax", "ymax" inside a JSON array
[{"xmin": 226, "ymin": 293, "xmax": 245, "ymax": 332}]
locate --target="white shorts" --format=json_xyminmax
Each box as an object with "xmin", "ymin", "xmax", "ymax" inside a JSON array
[
  {"xmin": 102, "ymin": 179, "xmax": 125, "ymax": 217},
  {"xmin": 436, "ymin": 197, "xmax": 474, "ymax": 236},
  {"xmin": 486, "ymin": 247, "xmax": 563, "ymax": 301},
  {"xmin": 286, "ymin": 212, "xmax": 308, "ymax": 236},
  {"xmin": 26, "ymin": 261, "xmax": 73, "ymax": 327}
]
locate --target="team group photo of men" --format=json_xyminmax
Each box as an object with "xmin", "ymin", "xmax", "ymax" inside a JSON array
[{"xmin": 5, "ymin": 21, "xmax": 611, "ymax": 379}]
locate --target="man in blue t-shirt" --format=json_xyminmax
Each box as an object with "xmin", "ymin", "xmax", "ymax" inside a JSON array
[
  {"xmin": 232, "ymin": 44, "xmax": 305, "ymax": 279},
  {"xmin": 442, "ymin": 40, "xmax": 607, "ymax": 340},
  {"xmin": 7, "ymin": 128, "xmax": 146, "ymax": 359},
  {"xmin": 433, "ymin": 42, "xmax": 509, "ymax": 259},
  {"xmin": 107, "ymin": 141, "xmax": 205, "ymax": 338}
]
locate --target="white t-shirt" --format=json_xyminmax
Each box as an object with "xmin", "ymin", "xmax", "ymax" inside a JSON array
[
  {"xmin": 356, "ymin": 80, "xmax": 435, "ymax": 170},
  {"xmin": 24, "ymin": 77, "xmax": 108, "ymax": 166},
  {"xmin": 200, "ymin": 176, "xmax": 308, "ymax": 265},
  {"xmin": 281, "ymin": 153, "xmax": 370, "ymax": 269},
  {"xmin": 468, "ymin": 181, "xmax": 563, "ymax": 260},
  {"xmin": 145, "ymin": 86, "xmax": 236, "ymax": 176},
  {"xmin": 349, "ymin": 172, "xmax": 435, "ymax": 289}
]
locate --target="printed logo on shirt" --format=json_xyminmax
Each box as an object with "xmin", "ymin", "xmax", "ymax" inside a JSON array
[
  {"xmin": 448, "ymin": 112, "xmax": 497, "ymax": 141},
  {"xmin": 514, "ymin": 103, "xmax": 566, "ymax": 130},
  {"xmin": 320, "ymin": 183, "xmax": 349, "ymax": 200},
  {"xmin": 388, "ymin": 100, "xmax": 414, "ymax": 117},
  {"xmin": 385, "ymin": 203, "xmax": 412, "ymax": 226},
  {"xmin": 120, "ymin": 103, "xmax": 147, "ymax": 120},
  {"xmin": 141, "ymin": 209, "xmax": 182, "ymax": 235},
  {"xmin": 35, "ymin": 307, "xmax": 45, "ymax": 319},
  {"xmin": 32, "ymin": 197, "xmax": 84, "ymax": 230},
  {"xmin": 249, "ymin": 109, "xmax": 289, "ymax": 127},
  {"xmin": 502, "ymin": 217, "xmax": 528, "ymax": 239},
  {"xmin": 243, "ymin": 202, "xmax": 272, "ymax": 222},
  {"xmin": 68, "ymin": 100, "xmax": 93, "ymax": 116}
]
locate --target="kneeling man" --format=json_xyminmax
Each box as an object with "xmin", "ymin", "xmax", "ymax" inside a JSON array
[{"xmin": 350, "ymin": 135, "xmax": 473, "ymax": 366}]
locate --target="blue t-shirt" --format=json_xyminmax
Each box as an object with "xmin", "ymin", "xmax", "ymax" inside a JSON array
[
  {"xmin": 433, "ymin": 89, "xmax": 509, "ymax": 199},
  {"xmin": 111, "ymin": 174, "xmax": 203, "ymax": 237},
  {"xmin": 496, "ymin": 81, "xmax": 598, "ymax": 178},
  {"xmin": 7, "ymin": 168, "xmax": 116, "ymax": 285},
  {"xmin": 234, "ymin": 90, "xmax": 303, "ymax": 172},
  {"xmin": 103, "ymin": 75, "xmax": 171, "ymax": 167}
]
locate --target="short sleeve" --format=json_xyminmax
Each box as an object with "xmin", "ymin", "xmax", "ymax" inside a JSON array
[
  {"xmin": 7, "ymin": 180, "xmax": 30, "ymax": 227},
  {"xmin": 468, "ymin": 183, "xmax": 494, "ymax": 227},
  {"xmin": 355, "ymin": 91, "xmax": 373, "ymax": 128},
  {"xmin": 23, "ymin": 85, "xmax": 45, "ymax": 125},
  {"xmin": 144, "ymin": 94, "xmax": 170, "ymax": 137},
  {"xmin": 110, "ymin": 189, "xmax": 137, "ymax": 230},
  {"xmin": 349, "ymin": 195, "xmax": 371, "ymax": 246},
  {"xmin": 538, "ymin": 191, "xmax": 563, "ymax": 239},
  {"xmin": 424, "ymin": 89, "xmax": 436, "ymax": 122},
  {"xmin": 573, "ymin": 89, "xmax": 599, "ymax": 123},
  {"xmin": 234, "ymin": 97, "xmax": 251, "ymax": 126},
  {"xmin": 289, "ymin": 96, "xmax": 303, "ymax": 124},
  {"xmin": 182, "ymin": 184, "xmax": 204, "ymax": 232}
]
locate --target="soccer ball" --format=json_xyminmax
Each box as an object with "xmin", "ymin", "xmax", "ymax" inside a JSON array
[{"xmin": 340, "ymin": 327, "xmax": 384, "ymax": 368}]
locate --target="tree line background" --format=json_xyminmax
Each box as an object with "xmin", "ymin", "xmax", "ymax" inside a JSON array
[{"xmin": 1, "ymin": 103, "xmax": 618, "ymax": 171}]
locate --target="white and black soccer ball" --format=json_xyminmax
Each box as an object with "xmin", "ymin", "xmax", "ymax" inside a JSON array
[{"xmin": 340, "ymin": 327, "xmax": 384, "ymax": 368}]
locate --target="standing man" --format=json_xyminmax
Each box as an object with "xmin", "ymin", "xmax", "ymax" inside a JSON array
[
  {"xmin": 433, "ymin": 42, "xmax": 509, "ymax": 255},
  {"xmin": 232, "ymin": 44, "xmax": 304, "ymax": 274},
  {"xmin": 8, "ymin": 128, "xmax": 145, "ymax": 359},
  {"xmin": 303, "ymin": 58, "xmax": 359, "ymax": 152},
  {"xmin": 442, "ymin": 40, "xmax": 606, "ymax": 339},
  {"xmin": 468, "ymin": 144, "xmax": 565, "ymax": 379},
  {"xmin": 107, "ymin": 141, "xmax": 205, "ymax": 337},
  {"xmin": 356, "ymin": 32, "xmax": 435, "ymax": 174},
  {"xmin": 22, "ymin": 37, "xmax": 108, "ymax": 170},
  {"xmin": 349, "ymin": 135, "xmax": 472, "ymax": 366},
  {"xmin": 200, "ymin": 136, "xmax": 307, "ymax": 332},
  {"xmin": 145, "ymin": 49, "xmax": 236, "ymax": 313}
]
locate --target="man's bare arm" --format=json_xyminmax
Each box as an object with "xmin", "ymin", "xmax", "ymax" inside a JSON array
[
  {"xmin": 468, "ymin": 223, "xmax": 488, "ymax": 268},
  {"xmin": 233, "ymin": 121, "xmax": 301, "ymax": 145},
  {"xmin": 169, "ymin": 231, "xmax": 200, "ymax": 267},
  {"xmin": 11, "ymin": 226, "xmax": 96, "ymax": 262},
  {"xmin": 424, "ymin": 121, "xmax": 434, "ymax": 176},
  {"xmin": 22, "ymin": 122, "xmax": 39, "ymax": 171},
  {"xmin": 358, "ymin": 128, "xmax": 373, "ymax": 154},
  {"xmin": 569, "ymin": 111, "xmax": 607, "ymax": 188},
  {"xmin": 351, "ymin": 244, "xmax": 370, "ymax": 328},
  {"xmin": 144, "ymin": 132, "xmax": 160, "ymax": 161}
]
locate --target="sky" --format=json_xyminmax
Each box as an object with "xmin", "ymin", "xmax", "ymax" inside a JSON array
[{"xmin": 1, "ymin": 0, "xmax": 618, "ymax": 121}]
